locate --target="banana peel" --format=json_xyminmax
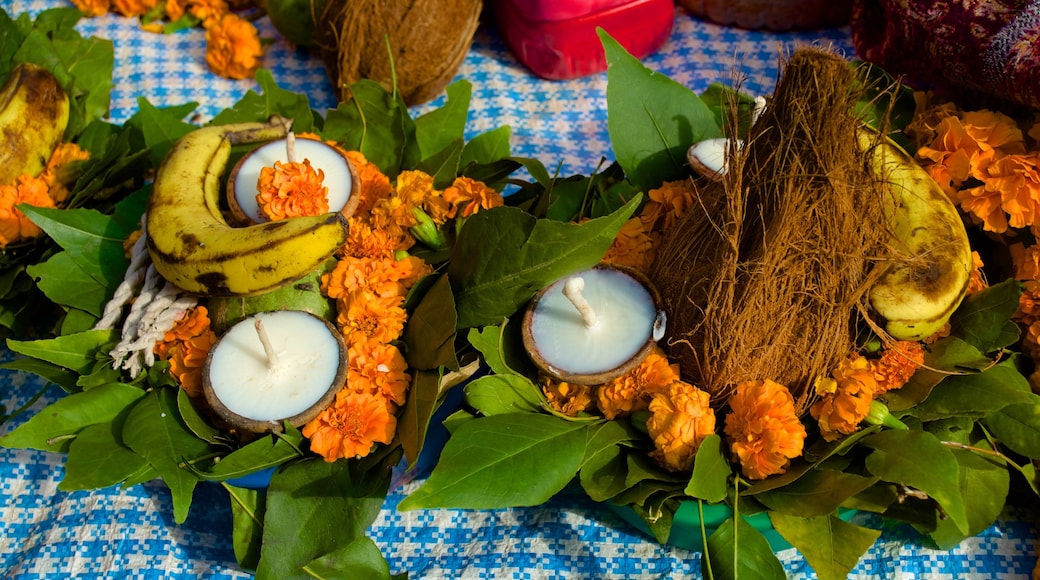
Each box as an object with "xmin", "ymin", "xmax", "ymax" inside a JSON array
[
  {"xmin": 859, "ymin": 129, "xmax": 974, "ymax": 341},
  {"xmin": 0, "ymin": 62, "xmax": 70, "ymax": 185}
]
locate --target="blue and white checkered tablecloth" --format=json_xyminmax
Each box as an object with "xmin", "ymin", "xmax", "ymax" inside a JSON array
[{"xmin": 2, "ymin": 1, "xmax": 1038, "ymax": 578}]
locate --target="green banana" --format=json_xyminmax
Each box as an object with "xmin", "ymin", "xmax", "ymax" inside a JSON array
[
  {"xmin": 0, "ymin": 62, "xmax": 70, "ymax": 185},
  {"xmin": 146, "ymin": 119, "xmax": 349, "ymax": 297},
  {"xmin": 859, "ymin": 130, "xmax": 974, "ymax": 341}
]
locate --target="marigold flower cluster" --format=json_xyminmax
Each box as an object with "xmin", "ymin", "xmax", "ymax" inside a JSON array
[
  {"xmin": 304, "ymin": 149, "xmax": 502, "ymax": 462},
  {"xmin": 256, "ymin": 159, "xmax": 329, "ymax": 221},
  {"xmin": 0, "ymin": 143, "xmax": 89, "ymax": 248},
  {"xmin": 602, "ymin": 179, "xmax": 699, "ymax": 273},
  {"xmin": 69, "ymin": 0, "xmax": 264, "ymax": 80},
  {"xmin": 153, "ymin": 305, "xmax": 218, "ymax": 398},
  {"xmin": 913, "ymin": 104, "xmax": 1040, "ymax": 235}
]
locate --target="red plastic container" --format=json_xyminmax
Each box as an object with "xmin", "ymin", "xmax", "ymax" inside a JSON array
[{"xmin": 494, "ymin": 0, "xmax": 675, "ymax": 80}]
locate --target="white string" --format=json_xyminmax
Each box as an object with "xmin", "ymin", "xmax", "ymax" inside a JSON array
[{"xmin": 94, "ymin": 216, "xmax": 151, "ymax": 331}]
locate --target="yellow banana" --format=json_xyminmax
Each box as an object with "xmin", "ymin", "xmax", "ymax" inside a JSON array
[
  {"xmin": 859, "ymin": 130, "xmax": 973, "ymax": 341},
  {"xmin": 0, "ymin": 62, "xmax": 70, "ymax": 185},
  {"xmin": 146, "ymin": 119, "xmax": 349, "ymax": 297}
]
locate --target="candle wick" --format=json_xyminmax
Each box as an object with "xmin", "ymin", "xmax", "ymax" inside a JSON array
[
  {"xmin": 563, "ymin": 276, "xmax": 597, "ymax": 328},
  {"xmin": 254, "ymin": 319, "xmax": 280, "ymax": 369},
  {"xmin": 286, "ymin": 131, "xmax": 297, "ymax": 164}
]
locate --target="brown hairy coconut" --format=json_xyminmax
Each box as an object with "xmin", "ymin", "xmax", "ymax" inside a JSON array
[
  {"xmin": 314, "ymin": 0, "xmax": 482, "ymax": 106},
  {"xmin": 648, "ymin": 48, "xmax": 893, "ymax": 414}
]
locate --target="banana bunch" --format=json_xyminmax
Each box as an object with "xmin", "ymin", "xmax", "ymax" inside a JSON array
[
  {"xmin": 0, "ymin": 62, "xmax": 70, "ymax": 185},
  {"xmin": 146, "ymin": 119, "xmax": 349, "ymax": 297},
  {"xmin": 859, "ymin": 130, "xmax": 974, "ymax": 341}
]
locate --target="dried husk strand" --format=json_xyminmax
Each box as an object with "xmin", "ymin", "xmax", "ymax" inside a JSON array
[
  {"xmin": 649, "ymin": 48, "xmax": 893, "ymax": 414},
  {"xmin": 314, "ymin": 0, "xmax": 482, "ymax": 106}
]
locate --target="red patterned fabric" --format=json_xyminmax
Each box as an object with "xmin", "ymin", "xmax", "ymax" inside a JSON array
[{"xmin": 851, "ymin": 0, "xmax": 1040, "ymax": 109}]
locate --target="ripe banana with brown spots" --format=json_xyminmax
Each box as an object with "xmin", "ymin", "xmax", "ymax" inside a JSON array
[
  {"xmin": 0, "ymin": 62, "xmax": 70, "ymax": 185},
  {"xmin": 146, "ymin": 119, "xmax": 349, "ymax": 297},
  {"xmin": 859, "ymin": 130, "xmax": 974, "ymax": 341}
]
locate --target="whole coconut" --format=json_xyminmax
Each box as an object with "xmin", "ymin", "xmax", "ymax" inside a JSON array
[{"xmin": 314, "ymin": 0, "xmax": 482, "ymax": 106}]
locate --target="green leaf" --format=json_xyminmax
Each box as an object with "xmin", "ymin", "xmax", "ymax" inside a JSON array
[
  {"xmin": 449, "ymin": 197, "xmax": 640, "ymax": 329},
  {"xmin": 0, "ymin": 382, "xmax": 144, "ymax": 452},
  {"xmin": 60, "ymin": 420, "xmax": 152, "ymax": 490},
  {"xmin": 414, "ymin": 79, "xmax": 470, "ymax": 158},
  {"xmin": 123, "ymin": 388, "xmax": 215, "ymax": 524},
  {"xmin": 212, "ymin": 69, "xmax": 315, "ymax": 133},
  {"xmin": 910, "ymin": 358, "xmax": 1033, "ymax": 421},
  {"xmin": 460, "ymin": 126, "xmax": 512, "ymax": 170},
  {"xmin": 754, "ymin": 468, "xmax": 877, "ymax": 517},
  {"xmin": 124, "ymin": 98, "xmax": 197, "ymax": 168},
  {"xmin": 580, "ymin": 444, "xmax": 630, "ymax": 501},
  {"xmin": 861, "ymin": 429, "xmax": 969, "ymax": 534},
  {"xmin": 27, "ymin": 251, "xmax": 109, "ymax": 316},
  {"xmin": 416, "ymin": 138, "xmax": 463, "ymax": 189},
  {"xmin": 402, "ymin": 273, "xmax": 458, "ymax": 370},
  {"xmin": 200, "ymin": 431, "xmax": 304, "ymax": 481},
  {"xmin": 925, "ymin": 421, "xmax": 1009, "ymax": 549},
  {"xmin": 699, "ymin": 82, "xmax": 758, "ymax": 138},
  {"xmin": 399, "ymin": 414, "xmax": 588, "ymax": 510},
  {"xmin": 463, "ymin": 373, "xmax": 544, "ymax": 416},
  {"xmin": 703, "ymin": 516, "xmax": 786, "ymax": 580},
  {"xmin": 177, "ymin": 388, "xmax": 224, "ymax": 444},
  {"xmin": 7, "ymin": 329, "xmax": 115, "ymax": 374},
  {"xmin": 600, "ymin": 29, "xmax": 721, "ymax": 192},
  {"xmin": 687, "ymin": 434, "xmax": 730, "ymax": 503},
  {"xmin": 984, "ymin": 399, "xmax": 1040, "ymax": 458},
  {"xmin": 0, "ymin": 357, "xmax": 79, "ymax": 393},
  {"xmin": 255, "ymin": 458, "xmax": 390, "ymax": 579},
  {"xmin": 226, "ymin": 484, "xmax": 265, "ymax": 571},
  {"xmin": 949, "ymin": 279, "xmax": 1022, "ymax": 353},
  {"xmin": 324, "ymin": 79, "xmax": 418, "ymax": 178},
  {"xmin": 770, "ymin": 512, "xmax": 881, "ymax": 580},
  {"xmin": 466, "ymin": 322, "xmax": 531, "ymax": 378},
  {"xmin": 18, "ymin": 205, "xmax": 131, "ymax": 286},
  {"xmin": 302, "ymin": 537, "xmax": 392, "ymax": 580}
]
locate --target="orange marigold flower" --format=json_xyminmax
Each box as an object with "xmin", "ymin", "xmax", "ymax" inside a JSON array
[
  {"xmin": 256, "ymin": 159, "xmax": 329, "ymax": 221},
  {"xmin": 164, "ymin": 0, "xmax": 187, "ymax": 20},
  {"xmin": 640, "ymin": 179, "xmax": 698, "ymax": 233},
  {"xmin": 603, "ymin": 218, "xmax": 655, "ymax": 273},
  {"xmin": 1023, "ymin": 320, "xmax": 1040, "ymax": 362},
  {"xmin": 111, "ymin": 0, "xmax": 159, "ymax": 17},
  {"xmin": 71, "ymin": 0, "xmax": 110, "ymax": 17},
  {"xmin": 872, "ymin": 342, "xmax": 925, "ymax": 393},
  {"xmin": 724, "ymin": 378, "xmax": 806, "ymax": 480},
  {"xmin": 647, "ymin": 381, "xmax": 716, "ymax": 472},
  {"xmin": 0, "ymin": 175, "xmax": 56, "ymax": 247},
  {"xmin": 542, "ymin": 377, "xmax": 594, "ymax": 417},
  {"xmin": 595, "ymin": 348, "xmax": 678, "ymax": 419},
  {"xmin": 343, "ymin": 150, "xmax": 393, "ymax": 217},
  {"xmin": 335, "ymin": 289, "xmax": 407, "ymax": 345},
  {"xmin": 1016, "ymin": 282, "xmax": 1040, "ymax": 325},
  {"xmin": 597, "ymin": 374, "xmax": 647, "ymax": 420},
  {"xmin": 343, "ymin": 218, "xmax": 400, "ymax": 260},
  {"xmin": 370, "ymin": 196, "xmax": 419, "ymax": 244},
  {"xmin": 957, "ymin": 180, "xmax": 1009, "ymax": 233},
  {"xmin": 303, "ymin": 390, "xmax": 396, "ymax": 462},
  {"xmin": 347, "ymin": 339, "xmax": 410, "ymax": 410},
  {"xmin": 41, "ymin": 142, "xmax": 89, "ymax": 205},
  {"xmin": 395, "ymin": 170, "xmax": 437, "ymax": 207},
  {"xmin": 443, "ymin": 176, "xmax": 503, "ymax": 218},
  {"xmin": 983, "ymin": 153, "xmax": 1040, "ymax": 232},
  {"xmin": 205, "ymin": 13, "xmax": 263, "ymax": 81},
  {"xmin": 153, "ymin": 306, "xmax": 217, "ymax": 397},
  {"xmin": 810, "ymin": 355, "xmax": 877, "ymax": 442},
  {"xmin": 188, "ymin": 0, "xmax": 230, "ymax": 28}
]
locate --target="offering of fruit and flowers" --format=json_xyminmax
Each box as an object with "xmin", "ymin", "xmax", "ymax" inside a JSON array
[{"xmin": 2, "ymin": 7, "xmax": 1039, "ymax": 578}]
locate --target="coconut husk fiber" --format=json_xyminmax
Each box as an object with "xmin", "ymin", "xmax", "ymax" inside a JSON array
[
  {"xmin": 648, "ymin": 48, "xmax": 893, "ymax": 413},
  {"xmin": 314, "ymin": 0, "xmax": 482, "ymax": 106}
]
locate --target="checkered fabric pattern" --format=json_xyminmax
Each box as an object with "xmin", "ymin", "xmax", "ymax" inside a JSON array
[{"xmin": 2, "ymin": 1, "xmax": 1038, "ymax": 578}]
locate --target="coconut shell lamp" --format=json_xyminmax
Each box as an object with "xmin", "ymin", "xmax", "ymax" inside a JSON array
[{"xmin": 522, "ymin": 264, "xmax": 666, "ymax": 385}]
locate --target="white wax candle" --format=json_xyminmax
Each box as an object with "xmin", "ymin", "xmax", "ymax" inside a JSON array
[
  {"xmin": 529, "ymin": 267, "xmax": 658, "ymax": 375},
  {"xmin": 207, "ymin": 311, "xmax": 344, "ymax": 422},
  {"xmin": 231, "ymin": 138, "xmax": 354, "ymax": 223}
]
